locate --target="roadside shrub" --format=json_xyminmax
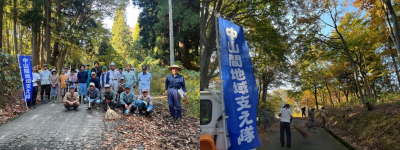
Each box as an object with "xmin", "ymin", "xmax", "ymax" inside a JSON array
[{"xmin": 0, "ymin": 52, "xmax": 22, "ymax": 95}]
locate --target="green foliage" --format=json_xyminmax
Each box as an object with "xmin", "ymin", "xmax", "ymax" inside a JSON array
[
  {"xmin": 0, "ymin": 52, "xmax": 22, "ymax": 95},
  {"xmin": 111, "ymin": 0, "xmax": 133, "ymax": 64},
  {"xmin": 133, "ymin": 0, "xmax": 200, "ymax": 70},
  {"xmin": 146, "ymin": 65, "xmax": 199, "ymax": 118}
]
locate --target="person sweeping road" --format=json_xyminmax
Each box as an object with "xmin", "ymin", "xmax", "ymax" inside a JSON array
[
  {"xmin": 320, "ymin": 107, "xmax": 329, "ymax": 131},
  {"xmin": 308, "ymin": 107, "xmax": 317, "ymax": 133},
  {"xmin": 279, "ymin": 104, "xmax": 293, "ymax": 148},
  {"xmin": 262, "ymin": 109, "xmax": 273, "ymax": 132}
]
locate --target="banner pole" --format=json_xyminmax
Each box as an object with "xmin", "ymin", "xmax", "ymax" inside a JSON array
[
  {"xmin": 214, "ymin": 12, "xmax": 229, "ymax": 149},
  {"xmin": 17, "ymin": 54, "xmax": 29, "ymax": 110}
]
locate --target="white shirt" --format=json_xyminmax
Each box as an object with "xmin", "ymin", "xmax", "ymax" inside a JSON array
[
  {"xmin": 108, "ymin": 70, "xmax": 119, "ymax": 80},
  {"xmin": 39, "ymin": 70, "xmax": 51, "ymax": 85},
  {"xmin": 280, "ymin": 108, "xmax": 292, "ymax": 123},
  {"xmin": 138, "ymin": 72, "xmax": 152, "ymax": 90},
  {"xmin": 32, "ymin": 72, "xmax": 40, "ymax": 87}
]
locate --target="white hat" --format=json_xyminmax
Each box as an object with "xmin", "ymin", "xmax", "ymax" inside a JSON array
[
  {"xmin": 89, "ymin": 82, "xmax": 95, "ymax": 86},
  {"xmin": 91, "ymin": 72, "xmax": 96, "ymax": 75},
  {"xmin": 110, "ymin": 62, "xmax": 115, "ymax": 66},
  {"xmin": 311, "ymin": 107, "xmax": 315, "ymax": 110},
  {"xmin": 104, "ymin": 84, "xmax": 111, "ymax": 88}
]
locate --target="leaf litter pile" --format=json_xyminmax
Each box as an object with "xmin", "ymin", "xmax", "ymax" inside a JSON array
[
  {"xmin": 0, "ymin": 90, "xmax": 27, "ymax": 124},
  {"xmin": 102, "ymin": 96, "xmax": 199, "ymax": 150}
]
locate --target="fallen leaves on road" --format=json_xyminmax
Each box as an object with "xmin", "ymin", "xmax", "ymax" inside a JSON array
[
  {"xmin": 0, "ymin": 90, "xmax": 27, "ymax": 124},
  {"xmin": 102, "ymin": 101, "xmax": 200, "ymax": 150}
]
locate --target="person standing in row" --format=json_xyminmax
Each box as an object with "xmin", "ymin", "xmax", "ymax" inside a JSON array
[
  {"xmin": 138, "ymin": 65, "xmax": 151, "ymax": 96},
  {"xmin": 118, "ymin": 68, "xmax": 124, "ymax": 81},
  {"xmin": 59, "ymin": 69, "xmax": 68, "ymax": 99},
  {"xmin": 100, "ymin": 66, "xmax": 110, "ymax": 93},
  {"xmin": 123, "ymin": 64, "xmax": 136, "ymax": 93},
  {"xmin": 78, "ymin": 65, "xmax": 88, "ymax": 103},
  {"xmin": 67, "ymin": 68, "xmax": 78, "ymax": 92},
  {"xmin": 85, "ymin": 64, "xmax": 91, "ymax": 90},
  {"xmin": 30, "ymin": 66, "xmax": 40, "ymax": 108},
  {"xmin": 40, "ymin": 64, "xmax": 51, "ymax": 104},
  {"xmin": 49, "ymin": 69, "xmax": 59, "ymax": 103},
  {"xmin": 108, "ymin": 62, "xmax": 119, "ymax": 93},
  {"xmin": 64, "ymin": 67, "xmax": 70, "ymax": 76},
  {"xmin": 91, "ymin": 61, "xmax": 102, "ymax": 78},
  {"xmin": 165, "ymin": 65, "xmax": 187, "ymax": 122}
]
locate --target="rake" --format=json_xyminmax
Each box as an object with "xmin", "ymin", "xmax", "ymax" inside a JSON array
[{"xmin": 292, "ymin": 125, "xmax": 310, "ymax": 140}]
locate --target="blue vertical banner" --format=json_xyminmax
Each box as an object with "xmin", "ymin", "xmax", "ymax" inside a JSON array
[
  {"xmin": 218, "ymin": 17, "xmax": 261, "ymax": 149},
  {"xmin": 18, "ymin": 55, "xmax": 33, "ymax": 103}
]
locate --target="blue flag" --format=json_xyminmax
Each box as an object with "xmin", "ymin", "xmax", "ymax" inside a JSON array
[
  {"xmin": 18, "ymin": 55, "xmax": 33, "ymax": 102},
  {"xmin": 218, "ymin": 17, "xmax": 261, "ymax": 149}
]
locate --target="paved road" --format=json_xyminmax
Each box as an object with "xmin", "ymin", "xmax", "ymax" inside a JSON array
[
  {"xmin": 259, "ymin": 119, "xmax": 348, "ymax": 150},
  {"xmin": 0, "ymin": 97, "xmax": 107, "ymax": 150}
]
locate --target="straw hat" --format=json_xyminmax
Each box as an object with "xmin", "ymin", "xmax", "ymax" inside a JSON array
[{"xmin": 168, "ymin": 65, "xmax": 182, "ymax": 71}]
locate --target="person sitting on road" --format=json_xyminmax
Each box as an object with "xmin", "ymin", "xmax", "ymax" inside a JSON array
[
  {"xmin": 308, "ymin": 107, "xmax": 317, "ymax": 133},
  {"xmin": 136, "ymin": 88, "xmax": 154, "ymax": 117},
  {"xmin": 101, "ymin": 84, "xmax": 117, "ymax": 111},
  {"xmin": 119, "ymin": 85, "xmax": 137, "ymax": 115},
  {"xmin": 84, "ymin": 82, "xmax": 100, "ymax": 109},
  {"xmin": 63, "ymin": 85, "xmax": 80, "ymax": 111}
]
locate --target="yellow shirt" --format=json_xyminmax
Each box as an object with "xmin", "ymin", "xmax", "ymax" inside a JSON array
[{"xmin": 60, "ymin": 74, "xmax": 68, "ymax": 88}]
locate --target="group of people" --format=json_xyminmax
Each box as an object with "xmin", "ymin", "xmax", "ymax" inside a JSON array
[
  {"xmin": 262, "ymin": 104, "xmax": 329, "ymax": 148},
  {"xmin": 28, "ymin": 62, "xmax": 187, "ymax": 121}
]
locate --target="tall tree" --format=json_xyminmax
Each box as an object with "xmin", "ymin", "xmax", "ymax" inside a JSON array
[
  {"xmin": 0, "ymin": 0, "xmax": 4, "ymax": 51},
  {"xmin": 111, "ymin": 0, "xmax": 133, "ymax": 64},
  {"xmin": 13, "ymin": 0, "xmax": 17, "ymax": 59}
]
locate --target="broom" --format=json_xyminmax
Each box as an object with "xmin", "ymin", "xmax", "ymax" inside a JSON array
[
  {"xmin": 292, "ymin": 125, "xmax": 310, "ymax": 140},
  {"xmin": 105, "ymin": 103, "xmax": 122, "ymax": 120}
]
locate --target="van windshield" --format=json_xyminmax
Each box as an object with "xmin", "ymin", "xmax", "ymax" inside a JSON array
[{"xmin": 200, "ymin": 99, "xmax": 212, "ymax": 125}]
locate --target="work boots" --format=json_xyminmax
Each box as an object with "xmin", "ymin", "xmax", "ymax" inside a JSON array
[{"xmin": 314, "ymin": 128, "xmax": 317, "ymax": 133}]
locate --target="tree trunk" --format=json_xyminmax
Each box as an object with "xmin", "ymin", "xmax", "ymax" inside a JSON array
[
  {"xmin": 57, "ymin": 47, "xmax": 68, "ymax": 74},
  {"xmin": 333, "ymin": 22, "xmax": 368, "ymax": 108},
  {"xmin": 389, "ymin": 43, "xmax": 400, "ymax": 86},
  {"xmin": 14, "ymin": 0, "xmax": 17, "ymax": 59},
  {"xmin": 314, "ymin": 87, "xmax": 319, "ymax": 110},
  {"xmin": 385, "ymin": 0, "xmax": 400, "ymax": 59},
  {"xmin": 6, "ymin": 15, "xmax": 10, "ymax": 54},
  {"xmin": 45, "ymin": 0, "xmax": 51, "ymax": 64},
  {"xmin": 0, "ymin": 0, "xmax": 4, "ymax": 50},
  {"xmin": 32, "ymin": 23, "xmax": 38, "ymax": 66},
  {"xmin": 323, "ymin": 79, "xmax": 334, "ymax": 106}
]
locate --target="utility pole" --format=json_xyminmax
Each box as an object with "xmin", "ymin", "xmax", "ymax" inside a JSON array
[{"xmin": 169, "ymin": 0, "xmax": 174, "ymax": 66}]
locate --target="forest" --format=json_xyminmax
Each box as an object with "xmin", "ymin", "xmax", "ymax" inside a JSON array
[{"xmin": 201, "ymin": 0, "xmax": 400, "ymax": 149}]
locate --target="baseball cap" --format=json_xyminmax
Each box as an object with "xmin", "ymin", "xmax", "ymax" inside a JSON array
[
  {"xmin": 102, "ymin": 66, "xmax": 107, "ymax": 69},
  {"xmin": 51, "ymin": 69, "xmax": 56, "ymax": 72},
  {"xmin": 69, "ymin": 85, "xmax": 75, "ymax": 89},
  {"xmin": 43, "ymin": 64, "xmax": 47, "ymax": 67},
  {"xmin": 142, "ymin": 65, "xmax": 147, "ymax": 70},
  {"xmin": 91, "ymin": 72, "xmax": 96, "ymax": 75},
  {"xmin": 120, "ymin": 77, "xmax": 125, "ymax": 80},
  {"xmin": 104, "ymin": 84, "xmax": 111, "ymax": 88},
  {"xmin": 142, "ymin": 88, "xmax": 149, "ymax": 92},
  {"xmin": 124, "ymin": 85, "xmax": 131, "ymax": 89},
  {"xmin": 110, "ymin": 62, "xmax": 115, "ymax": 66},
  {"xmin": 89, "ymin": 82, "xmax": 95, "ymax": 86}
]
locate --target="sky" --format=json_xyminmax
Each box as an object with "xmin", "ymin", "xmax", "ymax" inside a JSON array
[{"xmin": 102, "ymin": 3, "xmax": 142, "ymax": 30}]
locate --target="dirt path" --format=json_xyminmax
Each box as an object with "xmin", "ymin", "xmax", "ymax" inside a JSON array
[{"xmin": 258, "ymin": 118, "xmax": 348, "ymax": 150}]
